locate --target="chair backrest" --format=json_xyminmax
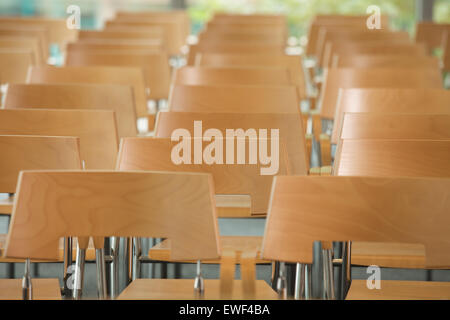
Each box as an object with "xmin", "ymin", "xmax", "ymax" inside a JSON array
[
  {"xmin": 334, "ymin": 139, "xmax": 450, "ymax": 178},
  {"xmin": 331, "ymin": 88, "xmax": 450, "ymax": 144},
  {"xmin": 0, "ymin": 26, "xmax": 48, "ymax": 59},
  {"xmin": 0, "ymin": 36, "xmax": 44, "ymax": 64},
  {"xmin": 319, "ymin": 68, "xmax": 443, "ymax": 119},
  {"xmin": 198, "ymin": 31, "xmax": 286, "ymax": 44},
  {"xmin": 117, "ymin": 137, "xmax": 290, "ymax": 216},
  {"xmin": 66, "ymin": 40, "xmax": 163, "ymax": 53},
  {"xmin": 0, "ymin": 135, "xmax": 82, "ymax": 193},
  {"xmin": 5, "ymin": 171, "xmax": 220, "ymax": 261},
  {"xmin": 338, "ymin": 113, "xmax": 450, "ymax": 141},
  {"xmin": 415, "ymin": 22, "xmax": 450, "ymax": 53},
  {"xmin": 173, "ymin": 66, "xmax": 293, "ymax": 87},
  {"xmin": 155, "ymin": 112, "xmax": 309, "ymax": 214},
  {"xmin": 212, "ymin": 13, "xmax": 287, "ymax": 25},
  {"xmin": 65, "ymin": 50, "xmax": 171, "ymax": 101},
  {"xmin": 187, "ymin": 43, "xmax": 286, "ymax": 66},
  {"xmin": 196, "ymin": 53, "xmax": 306, "ymax": 99},
  {"xmin": 316, "ymin": 30, "xmax": 411, "ymax": 67},
  {"xmin": 27, "ymin": 66, "xmax": 148, "ymax": 118},
  {"xmin": 444, "ymin": 32, "xmax": 450, "ymax": 72},
  {"xmin": 78, "ymin": 29, "xmax": 164, "ymax": 41},
  {"xmin": 0, "ymin": 49, "xmax": 35, "ymax": 84},
  {"xmin": 169, "ymin": 84, "xmax": 299, "ymax": 114},
  {"xmin": 0, "ymin": 109, "xmax": 118, "ymax": 169},
  {"xmin": 4, "ymin": 83, "xmax": 137, "ymax": 138},
  {"xmin": 323, "ymin": 42, "xmax": 428, "ymax": 68},
  {"xmin": 334, "ymin": 54, "xmax": 440, "ymax": 69},
  {"xmin": 262, "ymin": 176, "xmax": 450, "ymax": 268}
]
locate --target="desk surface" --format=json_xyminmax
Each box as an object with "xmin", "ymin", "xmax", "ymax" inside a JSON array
[{"xmin": 0, "ymin": 279, "xmax": 61, "ymax": 300}]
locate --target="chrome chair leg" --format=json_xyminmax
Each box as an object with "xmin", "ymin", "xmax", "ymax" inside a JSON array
[
  {"xmin": 194, "ymin": 260, "xmax": 204, "ymax": 297},
  {"xmin": 132, "ymin": 237, "xmax": 142, "ymax": 281},
  {"xmin": 72, "ymin": 246, "xmax": 86, "ymax": 300},
  {"xmin": 339, "ymin": 241, "xmax": 352, "ymax": 299},
  {"xmin": 63, "ymin": 237, "xmax": 73, "ymax": 296},
  {"xmin": 110, "ymin": 237, "xmax": 119, "ymax": 299},
  {"xmin": 22, "ymin": 258, "xmax": 32, "ymax": 300},
  {"xmin": 96, "ymin": 248, "xmax": 107, "ymax": 299},
  {"xmin": 305, "ymin": 264, "xmax": 312, "ymax": 300},
  {"xmin": 322, "ymin": 248, "xmax": 335, "ymax": 300},
  {"xmin": 294, "ymin": 263, "xmax": 303, "ymax": 300},
  {"xmin": 276, "ymin": 262, "xmax": 287, "ymax": 299}
]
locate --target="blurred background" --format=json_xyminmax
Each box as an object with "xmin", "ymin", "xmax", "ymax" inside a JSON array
[{"xmin": 0, "ymin": 0, "xmax": 448, "ymax": 37}]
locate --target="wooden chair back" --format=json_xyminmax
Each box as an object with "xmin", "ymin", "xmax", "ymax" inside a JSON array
[
  {"xmin": 0, "ymin": 36, "xmax": 44, "ymax": 64},
  {"xmin": 27, "ymin": 66, "xmax": 148, "ymax": 118},
  {"xmin": 77, "ymin": 29, "xmax": 164, "ymax": 41},
  {"xmin": 443, "ymin": 32, "xmax": 450, "ymax": 72},
  {"xmin": 66, "ymin": 40, "xmax": 163, "ymax": 53},
  {"xmin": 117, "ymin": 137, "xmax": 290, "ymax": 216},
  {"xmin": 262, "ymin": 176, "xmax": 450, "ymax": 268},
  {"xmin": 169, "ymin": 84, "xmax": 299, "ymax": 114},
  {"xmin": 333, "ymin": 54, "xmax": 440, "ymax": 69},
  {"xmin": 198, "ymin": 31, "xmax": 286, "ymax": 44},
  {"xmin": 173, "ymin": 66, "xmax": 293, "ymax": 87},
  {"xmin": 0, "ymin": 49, "xmax": 35, "ymax": 84},
  {"xmin": 0, "ymin": 109, "xmax": 118, "ymax": 169},
  {"xmin": 4, "ymin": 83, "xmax": 137, "ymax": 138},
  {"xmin": 197, "ymin": 53, "xmax": 306, "ymax": 99},
  {"xmin": 331, "ymin": 88, "xmax": 450, "ymax": 144},
  {"xmin": 319, "ymin": 68, "xmax": 443, "ymax": 119},
  {"xmin": 334, "ymin": 139, "xmax": 450, "ymax": 178},
  {"xmin": 0, "ymin": 135, "xmax": 82, "ymax": 193},
  {"xmin": 415, "ymin": 22, "xmax": 450, "ymax": 53},
  {"xmin": 155, "ymin": 112, "xmax": 309, "ymax": 214},
  {"xmin": 0, "ymin": 26, "xmax": 48, "ymax": 59},
  {"xmin": 65, "ymin": 50, "xmax": 171, "ymax": 101},
  {"xmin": 5, "ymin": 171, "xmax": 220, "ymax": 261}
]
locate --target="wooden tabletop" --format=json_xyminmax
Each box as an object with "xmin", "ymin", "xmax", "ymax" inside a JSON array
[
  {"xmin": 0, "ymin": 279, "xmax": 61, "ymax": 300},
  {"xmin": 347, "ymin": 280, "xmax": 450, "ymax": 300},
  {"xmin": 118, "ymin": 279, "xmax": 278, "ymax": 300},
  {"xmin": 148, "ymin": 236, "xmax": 268, "ymax": 264}
]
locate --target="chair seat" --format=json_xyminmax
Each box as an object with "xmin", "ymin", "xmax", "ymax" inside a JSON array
[
  {"xmin": 118, "ymin": 279, "xmax": 278, "ymax": 300},
  {"xmin": 148, "ymin": 236, "xmax": 269, "ymax": 264},
  {"xmin": 0, "ymin": 196, "xmax": 13, "ymax": 215},
  {"xmin": 0, "ymin": 234, "xmax": 96, "ymax": 262},
  {"xmin": 351, "ymin": 242, "xmax": 426, "ymax": 268},
  {"xmin": 346, "ymin": 280, "xmax": 450, "ymax": 300},
  {"xmin": 0, "ymin": 278, "xmax": 61, "ymax": 300}
]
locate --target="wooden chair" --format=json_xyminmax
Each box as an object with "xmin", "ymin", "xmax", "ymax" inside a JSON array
[
  {"xmin": 319, "ymin": 68, "xmax": 443, "ymax": 119},
  {"xmin": 169, "ymin": 84, "xmax": 300, "ymax": 114},
  {"xmin": 187, "ymin": 43, "xmax": 286, "ymax": 66},
  {"xmin": 316, "ymin": 30, "xmax": 411, "ymax": 68},
  {"xmin": 333, "ymin": 54, "xmax": 441, "ymax": 69},
  {"xmin": 155, "ymin": 112, "xmax": 309, "ymax": 214},
  {"xmin": 172, "ymin": 66, "xmax": 294, "ymax": 88},
  {"xmin": 415, "ymin": 22, "xmax": 450, "ymax": 54},
  {"xmin": 0, "ymin": 36, "xmax": 45, "ymax": 64},
  {"xmin": 0, "ymin": 49, "xmax": 35, "ymax": 84},
  {"xmin": 66, "ymin": 40, "xmax": 164, "ymax": 53},
  {"xmin": 4, "ymin": 83, "xmax": 138, "ymax": 139},
  {"xmin": 0, "ymin": 109, "xmax": 118, "ymax": 169},
  {"xmin": 65, "ymin": 50, "xmax": 171, "ymax": 102},
  {"xmin": 331, "ymin": 88, "xmax": 450, "ymax": 144},
  {"xmin": 262, "ymin": 176, "xmax": 450, "ymax": 299},
  {"xmin": 197, "ymin": 31, "xmax": 286, "ymax": 45},
  {"xmin": 27, "ymin": 66, "xmax": 148, "ymax": 118},
  {"xmin": 211, "ymin": 13, "xmax": 287, "ymax": 25},
  {"xmin": 77, "ymin": 29, "xmax": 164, "ymax": 42},
  {"xmin": 444, "ymin": 32, "xmax": 450, "ymax": 72},
  {"xmin": 323, "ymin": 42, "xmax": 428, "ymax": 68},
  {"xmin": 0, "ymin": 25, "xmax": 48, "ymax": 60},
  {"xmin": 196, "ymin": 53, "xmax": 306, "ymax": 99}
]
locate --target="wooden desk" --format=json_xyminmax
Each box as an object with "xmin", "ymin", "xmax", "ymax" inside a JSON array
[
  {"xmin": 118, "ymin": 279, "xmax": 278, "ymax": 300},
  {"xmin": 148, "ymin": 236, "xmax": 268, "ymax": 264},
  {"xmin": 0, "ymin": 279, "xmax": 61, "ymax": 300},
  {"xmin": 347, "ymin": 280, "xmax": 450, "ymax": 300}
]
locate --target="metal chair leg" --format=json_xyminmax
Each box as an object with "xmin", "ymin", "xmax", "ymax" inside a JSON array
[
  {"xmin": 22, "ymin": 258, "xmax": 32, "ymax": 300},
  {"xmin": 72, "ymin": 246, "xmax": 86, "ymax": 300},
  {"xmin": 339, "ymin": 241, "xmax": 352, "ymax": 299},
  {"xmin": 322, "ymin": 248, "xmax": 335, "ymax": 300},
  {"xmin": 132, "ymin": 237, "xmax": 142, "ymax": 280},
  {"xmin": 63, "ymin": 237, "xmax": 73, "ymax": 296},
  {"xmin": 194, "ymin": 260, "xmax": 204, "ymax": 298},
  {"xmin": 110, "ymin": 237, "xmax": 119, "ymax": 299},
  {"xmin": 96, "ymin": 248, "xmax": 107, "ymax": 299},
  {"xmin": 276, "ymin": 262, "xmax": 287, "ymax": 299}
]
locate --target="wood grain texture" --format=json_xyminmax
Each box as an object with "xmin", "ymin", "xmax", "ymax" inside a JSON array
[
  {"xmin": 118, "ymin": 279, "xmax": 277, "ymax": 300},
  {"xmin": 197, "ymin": 53, "xmax": 306, "ymax": 99},
  {"xmin": 117, "ymin": 137, "xmax": 292, "ymax": 215},
  {"xmin": 5, "ymin": 171, "xmax": 220, "ymax": 261},
  {"xmin": 0, "ymin": 135, "xmax": 82, "ymax": 193},
  {"xmin": 340, "ymin": 113, "xmax": 450, "ymax": 141},
  {"xmin": 169, "ymin": 84, "xmax": 300, "ymax": 114},
  {"xmin": 28, "ymin": 66, "xmax": 148, "ymax": 118},
  {"xmin": 65, "ymin": 50, "xmax": 171, "ymax": 101},
  {"xmin": 0, "ymin": 36, "xmax": 44, "ymax": 64},
  {"xmin": 319, "ymin": 68, "xmax": 443, "ymax": 119},
  {"xmin": 220, "ymin": 249, "xmax": 236, "ymax": 299},
  {"xmin": 0, "ymin": 279, "xmax": 61, "ymax": 300},
  {"xmin": 0, "ymin": 26, "xmax": 48, "ymax": 58},
  {"xmin": 332, "ymin": 88, "xmax": 450, "ymax": 144},
  {"xmin": 5, "ymin": 83, "xmax": 137, "ymax": 138},
  {"xmin": 0, "ymin": 196, "xmax": 13, "ymax": 215},
  {"xmin": 346, "ymin": 280, "xmax": 450, "ymax": 300},
  {"xmin": 262, "ymin": 176, "xmax": 450, "ymax": 267},
  {"xmin": 334, "ymin": 139, "xmax": 450, "ymax": 177},
  {"xmin": 198, "ymin": 31, "xmax": 286, "ymax": 44},
  {"xmin": 334, "ymin": 54, "xmax": 440, "ymax": 69},
  {"xmin": 416, "ymin": 22, "xmax": 450, "ymax": 53},
  {"xmin": 0, "ymin": 109, "xmax": 118, "ymax": 169},
  {"xmin": 444, "ymin": 33, "xmax": 450, "ymax": 72},
  {"xmin": 67, "ymin": 40, "xmax": 163, "ymax": 53},
  {"xmin": 0, "ymin": 49, "xmax": 34, "ymax": 83},
  {"xmin": 148, "ymin": 236, "xmax": 268, "ymax": 264}
]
